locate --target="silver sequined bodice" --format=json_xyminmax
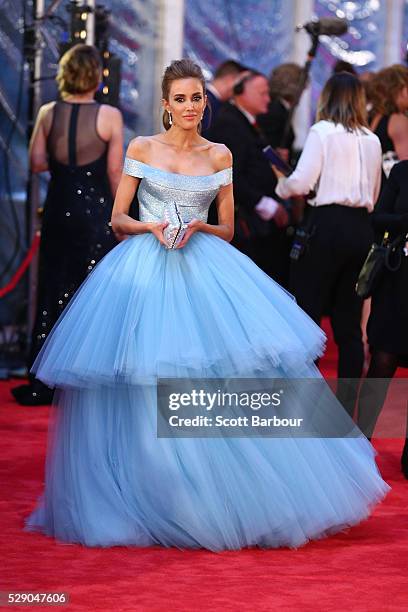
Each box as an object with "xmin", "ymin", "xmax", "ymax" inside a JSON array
[{"xmin": 123, "ymin": 158, "xmax": 233, "ymax": 223}]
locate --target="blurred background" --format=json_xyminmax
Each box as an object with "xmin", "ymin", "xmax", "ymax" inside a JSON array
[{"xmin": 1, "ymin": 0, "xmax": 408, "ymax": 374}]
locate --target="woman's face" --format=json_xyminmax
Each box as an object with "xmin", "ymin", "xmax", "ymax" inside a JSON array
[
  {"xmin": 396, "ymin": 85, "xmax": 408, "ymax": 112},
  {"xmin": 164, "ymin": 78, "xmax": 207, "ymax": 130}
]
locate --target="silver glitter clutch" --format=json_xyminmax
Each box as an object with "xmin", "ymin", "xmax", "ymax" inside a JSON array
[{"xmin": 163, "ymin": 202, "xmax": 189, "ymax": 249}]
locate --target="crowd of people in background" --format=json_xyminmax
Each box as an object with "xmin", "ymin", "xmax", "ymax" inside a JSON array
[
  {"xmin": 205, "ymin": 58, "xmax": 408, "ymax": 474},
  {"xmin": 11, "ymin": 44, "xmax": 408, "ymax": 477}
]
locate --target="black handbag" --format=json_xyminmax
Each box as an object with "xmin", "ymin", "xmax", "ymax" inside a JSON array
[{"xmin": 356, "ymin": 232, "xmax": 404, "ymax": 299}]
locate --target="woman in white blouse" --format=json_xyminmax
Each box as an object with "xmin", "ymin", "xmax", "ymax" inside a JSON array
[{"xmin": 274, "ymin": 72, "xmax": 382, "ymax": 417}]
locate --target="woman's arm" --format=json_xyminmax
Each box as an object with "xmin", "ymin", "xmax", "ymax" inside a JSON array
[
  {"xmin": 29, "ymin": 104, "xmax": 54, "ymax": 173},
  {"xmin": 100, "ymin": 105, "xmax": 124, "ymax": 197},
  {"xmin": 275, "ymin": 129, "xmax": 323, "ymax": 199},
  {"xmin": 388, "ymin": 113, "xmax": 408, "ymax": 160},
  {"xmin": 207, "ymin": 120, "xmax": 264, "ymax": 210},
  {"xmin": 198, "ymin": 181, "xmax": 234, "ymax": 242},
  {"xmin": 111, "ymin": 139, "xmax": 168, "ymax": 245}
]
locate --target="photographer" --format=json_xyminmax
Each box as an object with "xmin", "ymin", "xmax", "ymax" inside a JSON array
[{"xmin": 274, "ymin": 72, "xmax": 382, "ymax": 416}]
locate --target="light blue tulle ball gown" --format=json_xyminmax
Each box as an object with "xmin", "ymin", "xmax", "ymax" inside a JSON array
[{"xmin": 25, "ymin": 158, "xmax": 390, "ymax": 551}]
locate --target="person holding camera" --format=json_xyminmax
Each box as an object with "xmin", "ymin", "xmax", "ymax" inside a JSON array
[{"xmin": 273, "ymin": 72, "xmax": 382, "ymax": 416}]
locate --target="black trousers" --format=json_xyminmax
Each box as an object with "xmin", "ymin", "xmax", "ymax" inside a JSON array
[
  {"xmin": 233, "ymin": 228, "xmax": 292, "ymax": 288},
  {"xmin": 290, "ymin": 204, "xmax": 373, "ymax": 416}
]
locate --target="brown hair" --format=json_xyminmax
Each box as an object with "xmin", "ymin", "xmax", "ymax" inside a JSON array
[
  {"xmin": 317, "ymin": 72, "xmax": 368, "ymax": 131},
  {"xmin": 269, "ymin": 63, "xmax": 304, "ymax": 104},
  {"xmin": 332, "ymin": 60, "xmax": 357, "ymax": 75},
  {"xmin": 161, "ymin": 59, "xmax": 206, "ymax": 130},
  {"xmin": 56, "ymin": 44, "xmax": 102, "ymax": 96},
  {"xmin": 214, "ymin": 60, "xmax": 247, "ymax": 79},
  {"xmin": 370, "ymin": 64, "xmax": 408, "ymax": 115}
]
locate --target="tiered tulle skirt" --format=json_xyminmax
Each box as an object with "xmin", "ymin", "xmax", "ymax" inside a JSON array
[{"xmin": 26, "ymin": 233, "xmax": 390, "ymax": 550}]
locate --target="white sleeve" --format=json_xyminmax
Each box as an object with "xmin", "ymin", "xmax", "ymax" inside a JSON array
[
  {"xmin": 275, "ymin": 129, "xmax": 323, "ymax": 199},
  {"xmin": 255, "ymin": 196, "xmax": 279, "ymax": 220}
]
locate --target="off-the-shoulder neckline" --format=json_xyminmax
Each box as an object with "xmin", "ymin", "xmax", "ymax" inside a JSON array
[{"xmin": 125, "ymin": 157, "xmax": 232, "ymax": 179}]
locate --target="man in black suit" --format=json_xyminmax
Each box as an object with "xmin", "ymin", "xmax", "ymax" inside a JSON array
[
  {"xmin": 207, "ymin": 71, "xmax": 290, "ymax": 284},
  {"xmin": 202, "ymin": 60, "xmax": 248, "ymax": 136}
]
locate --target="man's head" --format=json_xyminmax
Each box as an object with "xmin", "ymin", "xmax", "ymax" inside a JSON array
[
  {"xmin": 211, "ymin": 60, "xmax": 248, "ymax": 101},
  {"xmin": 233, "ymin": 72, "xmax": 270, "ymax": 116},
  {"xmin": 268, "ymin": 63, "xmax": 304, "ymax": 106}
]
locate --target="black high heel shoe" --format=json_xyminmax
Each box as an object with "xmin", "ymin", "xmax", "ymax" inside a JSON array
[
  {"xmin": 11, "ymin": 380, "xmax": 54, "ymax": 406},
  {"xmin": 401, "ymin": 439, "xmax": 408, "ymax": 480}
]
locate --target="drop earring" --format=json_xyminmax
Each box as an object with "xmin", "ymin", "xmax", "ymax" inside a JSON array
[{"xmin": 168, "ymin": 110, "xmax": 173, "ymax": 126}]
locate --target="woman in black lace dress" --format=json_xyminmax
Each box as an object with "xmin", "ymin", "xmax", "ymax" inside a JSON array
[{"xmin": 12, "ymin": 44, "xmax": 123, "ymax": 405}]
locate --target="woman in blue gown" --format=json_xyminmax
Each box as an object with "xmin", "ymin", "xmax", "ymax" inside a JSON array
[{"xmin": 25, "ymin": 59, "xmax": 390, "ymax": 551}]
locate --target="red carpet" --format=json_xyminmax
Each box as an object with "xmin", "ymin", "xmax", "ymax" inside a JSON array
[{"xmin": 1, "ymin": 321, "xmax": 407, "ymax": 611}]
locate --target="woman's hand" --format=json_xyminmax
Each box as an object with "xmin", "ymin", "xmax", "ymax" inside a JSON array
[
  {"xmin": 176, "ymin": 219, "xmax": 203, "ymax": 248},
  {"xmin": 271, "ymin": 164, "xmax": 286, "ymax": 181},
  {"xmin": 149, "ymin": 221, "xmax": 169, "ymax": 247}
]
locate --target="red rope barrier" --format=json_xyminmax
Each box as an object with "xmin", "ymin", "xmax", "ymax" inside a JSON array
[{"xmin": 0, "ymin": 233, "xmax": 41, "ymax": 299}]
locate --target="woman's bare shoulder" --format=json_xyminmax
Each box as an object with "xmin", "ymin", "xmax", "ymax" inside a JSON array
[
  {"xmin": 37, "ymin": 102, "xmax": 56, "ymax": 133},
  {"xmin": 99, "ymin": 104, "xmax": 123, "ymax": 123},
  {"xmin": 126, "ymin": 136, "xmax": 155, "ymax": 161},
  {"xmin": 389, "ymin": 112, "xmax": 408, "ymax": 135},
  {"xmin": 39, "ymin": 101, "xmax": 56, "ymax": 114},
  {"xmin": 37, "ymin": 101, "xmax": 56, "ymax": 121},
  {"xmin": 206, "ymin": 141, "xmax": 233, "ymax": 171}
]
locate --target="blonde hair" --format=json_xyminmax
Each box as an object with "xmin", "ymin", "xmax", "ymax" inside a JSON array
[
  {"xmin": 317, "ymin": 72, "xmax": 368, "ymax": 131},
  {"xmin": 370, "ymin": 64, "xmax": 408, "ymax": 115},
  {"xmin": 56, "ymin": 44, "xmax": 102, "ymax": 96},
  {"xmin": 161, "ymin": 59, "xmax": 206, "ymax": 131}
]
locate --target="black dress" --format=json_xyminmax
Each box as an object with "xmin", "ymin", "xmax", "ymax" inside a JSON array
[
  {"xmin": 28, "ymin": 101, "xmax": 117, "ymax": 377},
  {"xmin": 374, "ymin": 115, "xmax": 397, "ymax": 189},
  {"xmin": 367, "ymin": 161, "xmax": 408, "ymax": 365},
  {"xmin": 374, "ymin": 115, "xmax": 394, "ymax": 154}
]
